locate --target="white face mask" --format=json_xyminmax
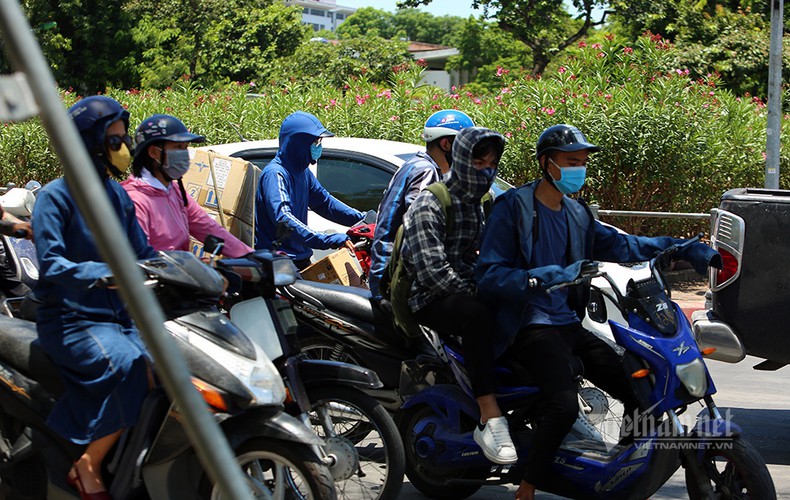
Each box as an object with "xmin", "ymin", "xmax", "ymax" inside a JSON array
[{"xmin": 161, "ymin": 149, "xmax": 191, "ymax": 179}]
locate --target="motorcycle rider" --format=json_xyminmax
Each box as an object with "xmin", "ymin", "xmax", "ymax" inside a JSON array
[
  {"xmin": 254, "ymin": 111, "xmax": 364, "ymax": 270},
  {"xmin": 474, "ymin": 124, "xmax": 721, "ymax": 500},
  {"xmin": 33, "ymin": 96, "xmax": 157, "ymax": 499},
  {"xmin": 122, "ymin": 114, "xmax": 253, "ymax": 257},
  {"xmin": 368, "ymin": 109, "xmax": 475, "ymax": 297},
  {"xmin": 401, "ymin": 126, "xmax": 517, "ymax": 465}
]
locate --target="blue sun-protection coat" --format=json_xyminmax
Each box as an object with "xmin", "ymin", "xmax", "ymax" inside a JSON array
[
  {"xmin": 33, "ymin": 177, "xmax": 157, "ymax": 444},
  {"xmin": 254, "ymin": 111, "xmax": 364, "ymax": 261}
]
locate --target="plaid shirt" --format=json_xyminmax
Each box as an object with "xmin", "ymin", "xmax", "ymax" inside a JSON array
[{"xmin": 401, "ymin": 127, "xmax": 503, "ymax": 311}]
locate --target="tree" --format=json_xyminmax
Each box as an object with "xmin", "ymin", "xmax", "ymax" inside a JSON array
[
  {"xmin": 265, "ymin": 37, "xmax": 411, "ymax": 89},
  {"xmin": 20, "ymin": 0, "xmax": 139, "ymax": 92},
  {"xmin": 127, "ymin": 0, "xmax": 305, "ymax": 88},
  {"xmin": 398, "ymin": 0, "xmax": 608, "ymax": 75},
  {"xmin": 336, "ymin": 6, "xmax": 465, "ymax": 46}
]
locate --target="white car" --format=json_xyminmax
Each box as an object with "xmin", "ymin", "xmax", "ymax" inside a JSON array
[
  {"xmin": 200, "ymin": 137, "xmax": 513, "ymax": 236},
  {"xmin": 199, "ymin": 137, "xmax": 642, "ymax": 341}
]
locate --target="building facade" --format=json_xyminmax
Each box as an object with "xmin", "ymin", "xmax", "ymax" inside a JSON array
[{"xmin": 284, "ymin": 0, "xmax": 357, "ymax": 32}]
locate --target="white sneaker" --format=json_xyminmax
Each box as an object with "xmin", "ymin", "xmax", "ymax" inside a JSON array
[{"xmin": 473, "ymin": 416, "xmax": 518, "ymax": 464}]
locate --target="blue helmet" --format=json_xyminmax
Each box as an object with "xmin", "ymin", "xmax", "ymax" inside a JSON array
[
  {"xmin": 68, "ymin": 96, "xmax": 130, "ymax": 158},
  {"xmin": 132, "ymin": 114, "xmax": 205, "ymax": 175},
  {"xmin": 535, "ymin": 124, "xmax": 600, "ymax": 160},
  {"xmin": 422, "ymin": 110, "xmax": 475, "ymax": 143}
]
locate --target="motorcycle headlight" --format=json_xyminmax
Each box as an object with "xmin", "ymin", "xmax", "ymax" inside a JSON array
[
  {"xmin": 675, "ymin": 357, "xmax": 708, "ymax": 398},
  {"xmin": 248, "ymin": 361, "xmax": 286, "ymax": 406}
]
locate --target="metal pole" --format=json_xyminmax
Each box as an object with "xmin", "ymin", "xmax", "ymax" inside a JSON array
[
  {"xmin": 765, "ymin": 0, "xmax": 784, "ymax": 189},
  {"xmin": 0, "ymin": 2, "xmax": 253, "ymax": 498}
]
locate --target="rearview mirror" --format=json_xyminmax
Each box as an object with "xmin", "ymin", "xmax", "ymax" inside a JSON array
[{"xmin": 586, "ymin": 289, "xmax": 608, "ymax": 323}]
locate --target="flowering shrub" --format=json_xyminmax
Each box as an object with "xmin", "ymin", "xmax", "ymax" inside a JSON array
[{"xmin": 0, "ymin": 34, "xmax": 784, "ymax": 236}]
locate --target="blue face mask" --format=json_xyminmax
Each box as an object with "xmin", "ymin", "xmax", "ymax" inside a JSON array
[
  {"xmin": 549, "ymin": 159, "xmax": 586, "ymax": 195},
  {"xmin": 310, "ymin": 143, "xmax": 322, "ymax": 161},
  {"xmin": 162, "ymin": 148, "xmax": 191, "ymax": 180}
]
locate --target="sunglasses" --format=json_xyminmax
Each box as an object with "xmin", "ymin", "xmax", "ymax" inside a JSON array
[{"xmin": 106, "ymin": 134, "xmax": 133, "ymax": 152}]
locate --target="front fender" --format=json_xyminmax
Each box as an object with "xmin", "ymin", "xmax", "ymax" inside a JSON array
[
  {"xmin": 221, "ymin": 406, "xmax": 324, "ymax": 448},
  {"xmin": 297, "ymin": 358, "xmax": 383, "ymax": 390},
  {"xmin": 688, "ymin": 411, "xmax": 742, "ymax": 441}
]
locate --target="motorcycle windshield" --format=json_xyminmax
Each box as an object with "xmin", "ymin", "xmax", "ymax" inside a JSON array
[
  {"xmin": 138, "ymin": 251, "xmax": 225, "ymax": 297},
  {"xmin": 175, "ymin": 309, "xmax": 257, "ymax": 360}
]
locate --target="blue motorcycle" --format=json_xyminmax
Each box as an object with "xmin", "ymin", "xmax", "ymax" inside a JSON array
[{"xmin": 396, "ymin": 236, "xmax": 776, "ymax": 499}]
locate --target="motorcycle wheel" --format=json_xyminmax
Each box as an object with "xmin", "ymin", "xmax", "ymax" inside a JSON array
[
  {"xmin": 0, "ymin": 414, "xmax": 47, "ymax": 500},
  {"xmin": 298, "ymin": 334, "xmax": 366, "ymax": 367},
  {"xmin": 578, "ymin": 380, "xmax": 624, "ymax": 445},
  {"xmin": 685, "ymin": 435, "xmax": 776, "ymax": 499},
  {"xmin": 306, "ymin": 386, "xmax": 405, "ymax": 500},
  {"xmin": 199, "ymin": 437, "xmax": 336, "ymax": 500},
  {"xmin": 397, "ymin": 404, "xmax": 483, "ymax": 500}
]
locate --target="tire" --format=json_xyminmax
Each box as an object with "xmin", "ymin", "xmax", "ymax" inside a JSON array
[
  {"xmin": 297, "ymin": 334, "xmax": 366, "ymax": 367},
  {"xmin": 199, "ymin": 437, "xmax": 336, "ymax": 500},
  {"xmin": 685, "ymin": 435, "xmax": 776, "ymax": 500},
  {"xmin": 397, "ymin": 404, "xmax": 483, "ymax": 500},
  {"xmin": 306, "ymin": 386, "xmax": 405, "ymax": 500}
]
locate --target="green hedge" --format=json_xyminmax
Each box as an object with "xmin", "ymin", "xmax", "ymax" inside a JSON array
[{"xmin": 1, "ymin": 34, "xmax": 785, "ymax": 236}]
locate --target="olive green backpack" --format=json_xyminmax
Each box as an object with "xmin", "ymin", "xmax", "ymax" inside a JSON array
[{"xmin": 380, "ymin": 182, "xmax": 453, "ymax": 339}]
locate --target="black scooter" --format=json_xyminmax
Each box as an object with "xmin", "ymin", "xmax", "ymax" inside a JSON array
[
  {"xmin": 0, "ymin": 250, "xmax": 336, "ymax": 500},
  {"xmin": 209, "ymin": 237, "xmax": 406, "ymax": 500}
]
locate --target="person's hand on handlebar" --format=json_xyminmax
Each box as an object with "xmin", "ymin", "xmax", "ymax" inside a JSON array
[{"xmin": 343, "ymin": 239, "xmax": 356, "ymax": 255}]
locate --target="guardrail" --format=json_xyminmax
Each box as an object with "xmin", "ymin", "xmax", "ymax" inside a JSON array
[{"xmin": 589, "ymin": 206, "xmax": 712, "ymax": 220}]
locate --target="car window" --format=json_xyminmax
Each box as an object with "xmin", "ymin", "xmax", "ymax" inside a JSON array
[{"xmin": 316, "ymin": 158, "xmax": 393, "ymax": 212}]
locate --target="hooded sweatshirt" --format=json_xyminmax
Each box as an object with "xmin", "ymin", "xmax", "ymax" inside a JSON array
[
  {"xmin": 401, "ymin": 127, "xmax": 504, "ymax": 311},
  {"xmin": 254, "ymin": 111, "xmax": 364, "ymax": 261},
  {"xmin": 122, "ymin": 173, "xmax": 253, "ymax": 258}
]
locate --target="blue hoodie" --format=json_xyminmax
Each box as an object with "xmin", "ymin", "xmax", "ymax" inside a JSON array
[{"xmin": 254, "ymin": 111, "xmax": 364, "ymax": 261}]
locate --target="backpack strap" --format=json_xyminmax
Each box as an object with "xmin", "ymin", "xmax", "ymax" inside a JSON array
[{"xmin": 425, "ymin": 182, "xmax": 453, "ymax": 236}]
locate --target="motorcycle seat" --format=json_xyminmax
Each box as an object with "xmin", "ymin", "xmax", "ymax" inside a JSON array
[
  {"xmin": 288, "ymin": 279, "xmax": 377, "ymax": 324},
  {"xmin": 0, "ymin": 315, "xmax": 64, "ymax": 394}
]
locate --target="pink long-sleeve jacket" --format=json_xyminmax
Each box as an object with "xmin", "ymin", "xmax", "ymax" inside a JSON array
[{"xmin": 122, "ymin": 176, "xmax": 253, "ymax": 258}]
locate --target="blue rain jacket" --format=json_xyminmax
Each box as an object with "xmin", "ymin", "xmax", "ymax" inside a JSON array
[
  {"xmin": 368, "ymin": 151, "xmax": 440, "ymax": 297},
  {"xmin": 254, "ymin": 111, "xmax": 364, "ymax": 261},
  {"xmin": 475, "ymin": 180, "xmax": 720, "ymax": 357}
]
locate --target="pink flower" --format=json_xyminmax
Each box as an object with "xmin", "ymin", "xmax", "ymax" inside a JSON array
[
  {"xmin": 597, "ymin": 52, "xmax": 605, "ymax": 58},
  {"xmin": 501, "ymin": 87, "xmax": 511, "ymax": 94},
  {"xmin": 623, "ymin": 47, "xmax": 633, "ymax": 55},
  {"xmin": 390, "ymin": 115, "xmax": 399, "ymax": 121},
  {"xmin": 578, "ymin": 41, "xmax": 587, "ymax": 48},
  {"xmin": 505, "ymin": 132, "xmax": 513, "ymax": 138},
  {"xmin": 377, "ymin": 89, "xmax": 392, "ymax": 98},
  {"xmin": 473, "ymin": 98, "xmax": 482, "ymax": 105},
  {"xmin": 592, "ymin": 43, "xmax": 602, "ymax": 49},
  {"xmin": 496, "ymin": 66, "xmax": 510, "ymax": 77},
  {"xmin": 605, "ymin": 94, "xmax": 612, "ymax": 100},
  {"xmin": 558, "ymin": 66, "xmax": 567, "ymax": 74},
  {"xmin": 541, "ymin": 107, "xmax": 556, "ymax": 116}
]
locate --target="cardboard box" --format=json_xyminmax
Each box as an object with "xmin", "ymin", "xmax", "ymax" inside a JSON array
[
  {"xmin": 300, "ymin": 249, "xmax": 366, "ymax": 288},
  {"xmin": 183, "ymin": 149, "xmax": 261, "ymax": 226}
]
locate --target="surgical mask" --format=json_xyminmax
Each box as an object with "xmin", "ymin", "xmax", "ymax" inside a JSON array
[
  {"xmin": 162, "ymin": 149, "xmax": 191, "ymax": 179},
  {"xmin": 549, "ymin": 158, "xmax": 586, "ymax": 195},
  {"xmin": 310, "ymin": 143, "xmax": 322, "ymax": 161},
  {"xmin": 107, "ymin": 143, "xmax": 131, "ymax": 173}
]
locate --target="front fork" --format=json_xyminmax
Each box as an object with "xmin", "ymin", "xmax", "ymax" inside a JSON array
[{"xmin": 673, "ymin": 395, "xmax": 722, "ymax": 499}]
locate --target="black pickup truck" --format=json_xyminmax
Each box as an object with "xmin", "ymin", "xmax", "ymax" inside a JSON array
[{"xmin": 692, "ymin": 188, "xmax": 790, "ymax": 370}]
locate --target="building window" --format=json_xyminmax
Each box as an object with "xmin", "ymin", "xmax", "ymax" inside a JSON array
[
  {"xmin": 336, "ymin": 13, "xmax": 345, "ymax": 20},
  {"xmin": 309, "ymin": 8, "xmax": 326, "ymax": 17}
]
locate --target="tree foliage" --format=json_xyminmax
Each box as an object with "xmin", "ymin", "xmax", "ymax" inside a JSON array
[
  {"xmin": 335, "ymin": 7, "xmax": 464, "ymax": 46},
  {"xmin": 399, "ymin": 0, "xmax": 608, "ymax": 75}
]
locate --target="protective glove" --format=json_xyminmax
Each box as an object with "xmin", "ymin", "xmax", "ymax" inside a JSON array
[
  {"xmin": 677, "ymin": 241, "xmax": 723, "ymax": 275},
  {"xmin": 532, "ymin": 260, "xmax": 591, "ymax": 289}
]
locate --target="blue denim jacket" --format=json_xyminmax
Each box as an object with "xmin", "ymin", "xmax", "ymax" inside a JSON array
[{"xmin": 475, "ymin": 180, "xmax": 718, "ymax": 356}]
